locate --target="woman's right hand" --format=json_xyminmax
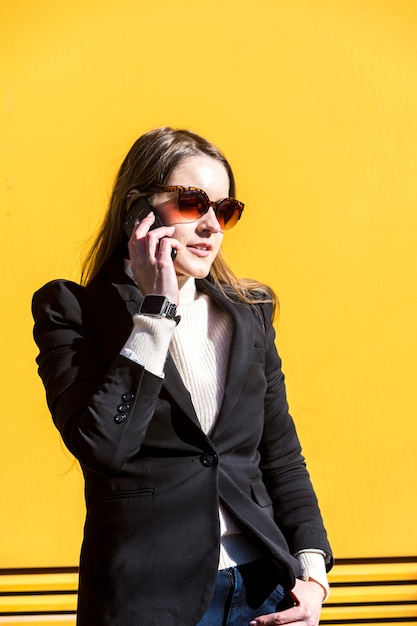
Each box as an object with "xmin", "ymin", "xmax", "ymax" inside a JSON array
[{"xmin": 128, "ymin": 212, "xmax": 182, "ymax": 305}]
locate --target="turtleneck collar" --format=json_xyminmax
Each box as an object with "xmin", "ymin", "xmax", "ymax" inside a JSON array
[{"xmin": 178, "ymin": 277, "xmax": 197, "ymax": 305}]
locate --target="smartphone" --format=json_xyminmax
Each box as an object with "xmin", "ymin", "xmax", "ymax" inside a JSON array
[{"xmin": 124, "ymin": 196, "xmax": 177, "ymax": 260}]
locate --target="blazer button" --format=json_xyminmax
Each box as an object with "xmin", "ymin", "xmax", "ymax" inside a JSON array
[
  {"xmin": 121, "ymin": 392, "xmax": 134, "ymax": 403},
  {"xmin": 200, "ymin": 452, "xmax": 218, "ymax": 467},
  {"xmin": 117, "ymin": 403, "xmax": 129, "ymax": 413},
  {"xmin": 114, "ymin": 414, "xmax": 127, "ymax": 424}
]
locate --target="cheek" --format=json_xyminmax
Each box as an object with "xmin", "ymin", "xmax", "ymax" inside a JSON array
[
  {"xmin": 211, "ymin": 236, "xmax": 223, "ymax": 257},
  {"xmin": 172, "ymin": 223, "xmax": 194, "ymax": 243}
]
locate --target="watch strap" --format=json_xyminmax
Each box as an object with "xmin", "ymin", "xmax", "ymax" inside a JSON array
[{"xmin": 139, "ymin": 294, "xmax": 180, "ymax": 324}]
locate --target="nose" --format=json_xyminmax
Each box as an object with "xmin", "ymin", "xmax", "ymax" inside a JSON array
[{"xmin": 198, "ymin": 205, "xmax": 223, "ymax": 233}]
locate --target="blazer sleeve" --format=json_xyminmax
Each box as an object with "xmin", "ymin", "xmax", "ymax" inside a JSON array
[
  {"xmin": 257, "ymin": 303, "xmax": 333, "ymax": 568},
  {"xmin": 32, "ymin": 279, "xmax": 164, "ymax": 476}
]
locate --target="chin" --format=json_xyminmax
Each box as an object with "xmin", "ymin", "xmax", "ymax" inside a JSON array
[{"xmin": 175, "ymin": 261, "xmax": 213, "ymax": 280}]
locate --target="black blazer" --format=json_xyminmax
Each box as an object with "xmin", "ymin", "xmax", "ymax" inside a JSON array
[{"xmin": 32, "ymin": 261, "xmax": 332, "ymax": 626}]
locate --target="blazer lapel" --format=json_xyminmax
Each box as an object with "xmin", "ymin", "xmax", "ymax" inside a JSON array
[
  {"xmin": 162, "ymin": 355, "xmax": 201, "ymax": 427},
  {"xmin": 197, "ymin": 280, "xmax": 256, "ymax": 439}
]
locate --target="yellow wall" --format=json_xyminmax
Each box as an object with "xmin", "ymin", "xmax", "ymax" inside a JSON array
[{"xmin": 1, "ymin": 0, "xmax": 417, "ymax": 567}]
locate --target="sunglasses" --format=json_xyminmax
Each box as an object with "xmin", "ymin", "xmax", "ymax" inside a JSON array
[{"xmin": 149, "ymin": 185, "xmax": 244, "ymax": 231}]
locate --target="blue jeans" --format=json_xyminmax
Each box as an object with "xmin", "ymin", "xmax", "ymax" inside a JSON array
[{"xmin": 196, "ymin": 559, "xmax": 291, "ymax": 626}]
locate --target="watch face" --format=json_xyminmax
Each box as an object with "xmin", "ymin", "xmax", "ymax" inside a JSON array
[{"xmin": 142, "ymin": 295, "xmax": 166, "ymax": 314}]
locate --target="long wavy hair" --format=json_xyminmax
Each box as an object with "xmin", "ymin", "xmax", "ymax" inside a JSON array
[{"xmin": 81, "ymin": 127, "xmax": 277, "ymax": 313}]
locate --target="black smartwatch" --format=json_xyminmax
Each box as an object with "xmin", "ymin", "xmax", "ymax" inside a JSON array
[{"xmin": 139, "ymin": 295, "xmax": 180, "ymax": 324}]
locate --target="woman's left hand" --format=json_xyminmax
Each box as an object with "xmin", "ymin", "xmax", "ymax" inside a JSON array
[{"xmin": 249, "ymin": 579, "xmax": 325, "ymax": 626}]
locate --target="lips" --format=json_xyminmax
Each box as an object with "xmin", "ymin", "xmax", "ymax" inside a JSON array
[{"xmin": 187, "ymin": 243, "xmax": 212, "ymax": 257}]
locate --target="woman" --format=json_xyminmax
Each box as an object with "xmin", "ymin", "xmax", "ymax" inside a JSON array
[{"xmin": 32, "ymin": 127, "xmax": 332, "ymax": 626}]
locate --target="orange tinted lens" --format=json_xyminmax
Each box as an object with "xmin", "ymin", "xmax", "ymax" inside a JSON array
[
  {"xmin": 216, "ymin": 199, "xmax": 241, "ymax": 230},
  {"xmin": 177, "ymin": 190, "xmax": 207, "ymax": 220}
]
